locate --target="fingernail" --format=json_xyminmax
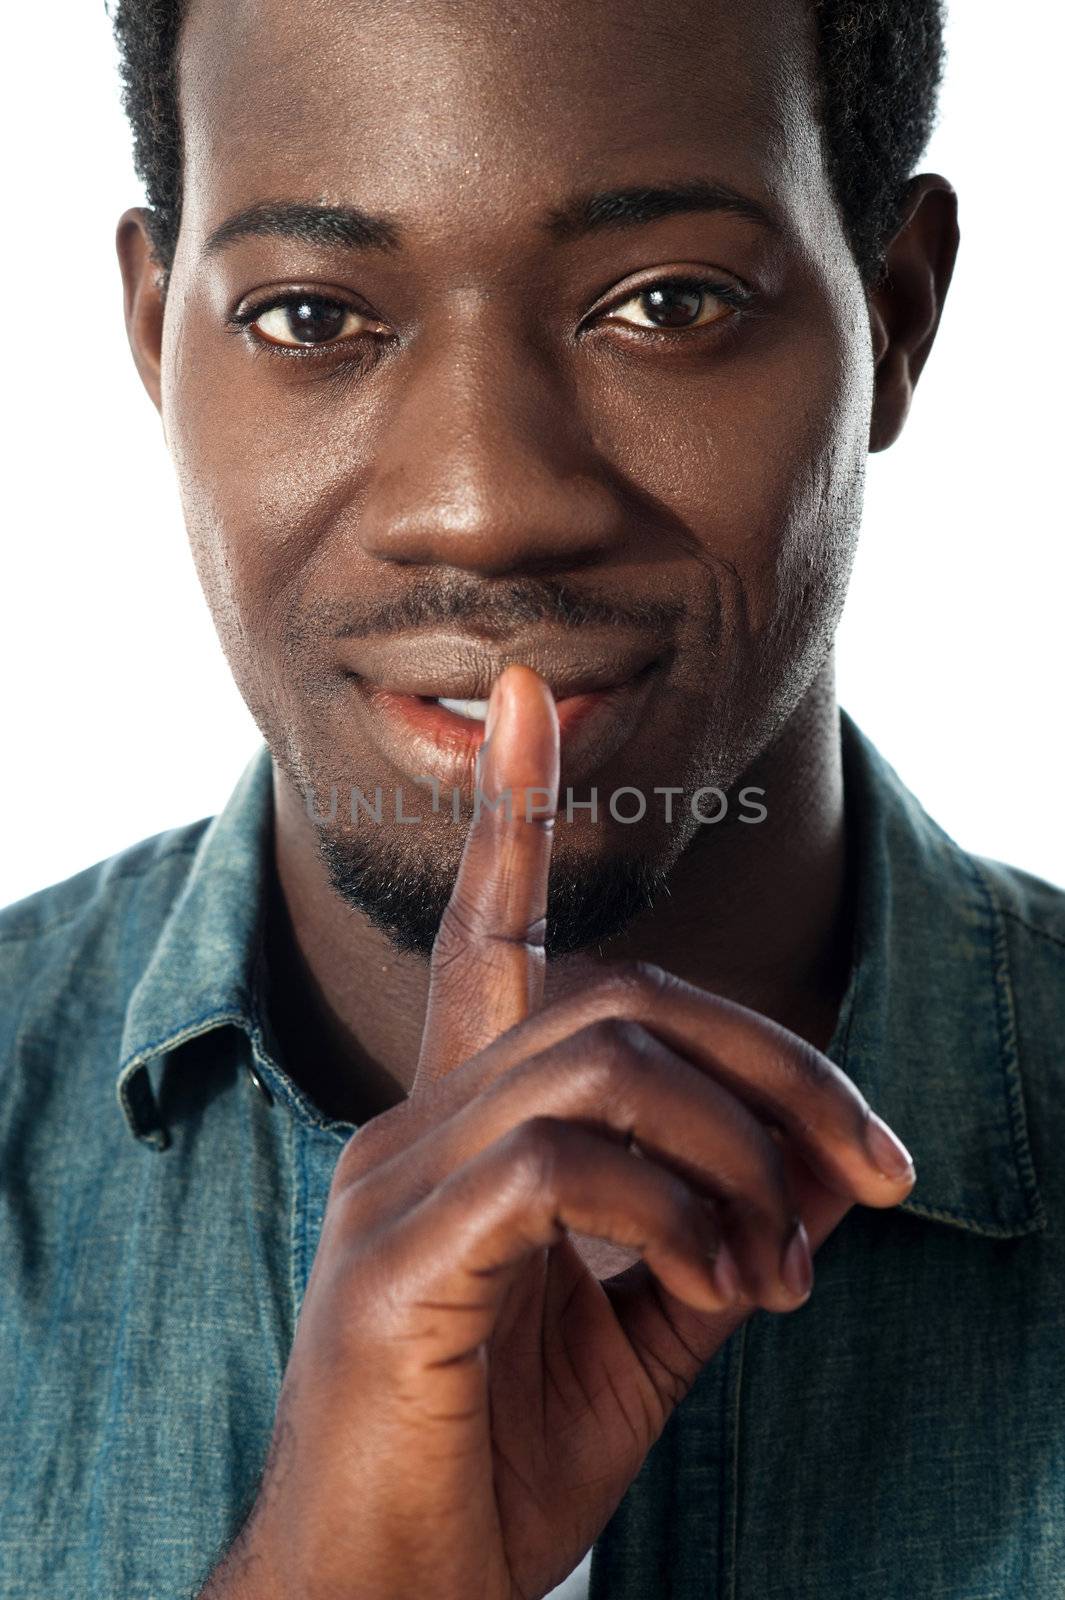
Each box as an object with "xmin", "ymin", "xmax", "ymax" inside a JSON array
[
  {"xmin": 780, "ymin": 1220, "xmax": 813, "ymax": 1300},
  {"xmin": 864, "ymin": 1112, "xmax": 915, "ymax": 1180},
  {"xmin": 711, "ymin": 1241, "xmax": 741, "ymax": 1303}
]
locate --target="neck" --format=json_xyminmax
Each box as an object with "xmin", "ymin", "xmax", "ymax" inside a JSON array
[
  {"xmin": 585, "ymin": 657, "xmax": 852, "ymax": 1044},
  {"xmin": 264, "ymin": 656, "xmax": 853, "ymax": 1126}
]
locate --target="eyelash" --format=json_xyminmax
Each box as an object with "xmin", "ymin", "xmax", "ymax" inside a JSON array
[{"xmin": 225, "ymin": 274, "xmax": 753, "ymax": 361}]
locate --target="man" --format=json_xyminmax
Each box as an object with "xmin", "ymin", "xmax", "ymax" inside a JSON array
[{"xmin": 2, "ymin": 0, "xmax": 1063, "ymax": 1596}]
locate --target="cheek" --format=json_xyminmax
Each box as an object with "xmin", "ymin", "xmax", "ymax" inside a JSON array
[
  {"xmin": 163, "ymin": 292, "xmax": 364, "ymax": 536},
  {"xmin": 161, "ymin": 304, "xmax": 361, "ymax": 676},
  {"xmin": 681, "ymin": 315, "xmax": 869, "ymax": 640},
  {"xmin": 605, "ymin": 313, "xmax": 871, "ymax": 646},
  {"xmin": 762, "ymin": 321, "xmax": 873, "ymax": 646}
]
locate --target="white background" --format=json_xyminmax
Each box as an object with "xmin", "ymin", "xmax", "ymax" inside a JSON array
[{"xmin": 0, "ymin": 5, "xmax": 1061, "ymax": 907}]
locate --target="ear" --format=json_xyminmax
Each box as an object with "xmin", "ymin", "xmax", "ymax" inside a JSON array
[
  {"xmin": 867, "ymin": 174, "xmax": 960, "ymax": 453},
  {"xmin": 116, "ymin": 207, "xmax": 167, "ymax": 416}
]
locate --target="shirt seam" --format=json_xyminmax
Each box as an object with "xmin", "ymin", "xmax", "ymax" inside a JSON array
[
  {"xmin": 962, "ymin": 854, "xmax": 1050, "ymax": 1235},
  {"xmin": 288, "ymin": 1103, "xmax": 301, "ymax": 1329},
  {"xmin": 997, "ymin": 904, "xmax": 1065, "ymax": 955}
]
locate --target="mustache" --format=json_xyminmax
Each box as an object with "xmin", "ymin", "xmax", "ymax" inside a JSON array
[{"xmin": 302, "ymin": 571, "xmax": 685, "ymax": 641}]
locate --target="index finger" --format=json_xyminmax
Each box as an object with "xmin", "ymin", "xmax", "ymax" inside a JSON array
[{"xmin": 413, "ymin": 663, "xmax": 560, "ymax": 1087}]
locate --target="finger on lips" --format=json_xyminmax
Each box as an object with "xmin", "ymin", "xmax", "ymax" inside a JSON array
[
  {"xmin": 414, "ymin": 665, "xmax": 560, "ymax": 1086},
  {"xmin": 384, "ymin": 661, "xmax": 913, "ymax": 1318}
]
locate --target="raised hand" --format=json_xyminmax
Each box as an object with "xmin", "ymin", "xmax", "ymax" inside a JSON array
[{"xmin": 202, "ymin": 664, "xmax": 915, "ymax": 1600}]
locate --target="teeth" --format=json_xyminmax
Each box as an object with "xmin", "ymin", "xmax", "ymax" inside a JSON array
[{"xmin": 435, "ymin": 696, "xmax": 490, "ymax": 721}]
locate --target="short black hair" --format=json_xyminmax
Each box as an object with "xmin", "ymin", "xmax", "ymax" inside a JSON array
[{"xmin": 109, "ymin": 0, "xmax": 946, "ymax": 296}]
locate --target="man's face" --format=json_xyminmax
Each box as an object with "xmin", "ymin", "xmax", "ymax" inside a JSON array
[{"xmin": 162, "ymin": 0, "xmax": 872, "ymax": 957}]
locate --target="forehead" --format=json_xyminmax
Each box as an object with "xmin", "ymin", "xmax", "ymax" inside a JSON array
[{"xmin": 178, "ymin": 0, "xmax": 827, "ymax": 254}]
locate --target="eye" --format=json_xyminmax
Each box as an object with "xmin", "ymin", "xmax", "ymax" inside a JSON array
[
  {"xmin": 600, "ymin": 275, "xmax": 748, "ymax": 333},
  {"xmin": 233, "ymin": 293, "xmax": 384, "ymax": 349}
]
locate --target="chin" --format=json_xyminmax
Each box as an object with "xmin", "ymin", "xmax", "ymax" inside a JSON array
[{"xmin": 313, "ymin": 809, "xmax": 676, "ymax": 962}]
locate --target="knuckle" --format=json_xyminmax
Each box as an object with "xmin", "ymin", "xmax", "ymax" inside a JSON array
[
  {"xmin": 659, "ymin": 1181, "xmax": 716, "ymax": 1262},
  {"xmin": 432, "ymin": 895, "xmax": 480, "ymax": 965},
  {"xmin": 329, "ymin": 1099, "xmax": 416, "ymax": 1194},
  {"xmin": 334, "ymin": 1113, "xmax": 398, "ymax": 1182},
  {"xmin": 594, "ymin": 957, "xmax": 673, "ymax": 1013},
  {"xmin": 579, "ymin": 1013, "xmax": 651, "ymax": 1057},
  {"xmin": 434, "ymin": 890, "xmax": 547, "ymax": 966},
  {"xmin": 772, "ymin": 1041, "xmax": 873, "ymax": 1170},
  {"xmin": 732, "ymin": 1130, "xmax": 794, "ymax": 1224},
  {"xmin": 671, "ymin": 1176, "xmax": 709, "ymax": 1234},
  {"xmin": 499, "ymin": 1114, "xmax": 573, "ymax": 1188},
  {"xmin": 571, "ymin": 1017, "xmax": 656, "ymax": 1101},
  {"xmin": 330, "ymin": 1136, "xmax": 380, "ymax": 1196},
  {"xmin": 762, "ymin": 1137, "xmax": 798, "ymax": 1218},
  {"xmin": 786, "ymin": 1037, "xmax": 838, "ymax": 1097},
  {"xmin": 751, "ymin": 1119, "xmax": 787, "ymax": 1181},
  {"xmin": 767, "ymin": 1038, "xmax": 841, "ymax": 1141}
]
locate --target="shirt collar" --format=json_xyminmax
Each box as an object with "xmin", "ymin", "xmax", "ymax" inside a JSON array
[
  {"xmin": 114, "ymin": 719, "xmax": 1048, "ymax": 1241},
  {"xmin": 826, "ymin": 710, "xmax": 1046, "ymax": 1239},
  {"xmin": 116, "ymin": 743, "xmax": 276, "ymax": 1150}
]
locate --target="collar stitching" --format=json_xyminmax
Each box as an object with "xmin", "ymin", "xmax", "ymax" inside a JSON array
[
  {"xmin": 997, "ymin": 905, "xmax": 1065, "ymax": 954},
  {"xmin": 117, "ymin": 1008, "xmax": 255, "ymax": 1152},
  {"xmin": 975, "ymin": 857, "xmax": 1049, "ymax": 1234}
]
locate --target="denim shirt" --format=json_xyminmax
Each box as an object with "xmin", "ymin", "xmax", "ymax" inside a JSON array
[{"xmin": 1, "ymin": 709, "xmax": 1063, "ymax": 1600}]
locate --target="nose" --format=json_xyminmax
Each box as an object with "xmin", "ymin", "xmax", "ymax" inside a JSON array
[{"xmin": 355, "ymin": 309, "xmax": 626, "ymax": 576}]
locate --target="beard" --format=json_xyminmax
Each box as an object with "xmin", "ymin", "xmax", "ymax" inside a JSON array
[{"xmin": 314, "ymin": 818, "xmax": 672, "ymax": 960}]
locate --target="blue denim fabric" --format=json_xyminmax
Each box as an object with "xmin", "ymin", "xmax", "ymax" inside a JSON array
[{"xmin": 1, "ymin": 709, "xmax": 1063, "ymax": 1599}]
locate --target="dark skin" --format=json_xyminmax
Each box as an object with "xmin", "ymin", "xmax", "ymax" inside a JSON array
[
  {"xmin": 262, "ymin": 661, "xmax": 853, "ymax": 1133},
  {"xmin": 116, "ymin": 0, "xmax": 956, "ymax": 1591},
  {"xmin": 117, "ymin": 0, "xmax": 956, "ymax": 1120}
]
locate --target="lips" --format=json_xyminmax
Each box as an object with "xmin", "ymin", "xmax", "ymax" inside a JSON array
[
  {"xmin": 341, "ymin": 630, "xmax": 663, "ymax": 704},
  {"xmin": 364, "ymin": 678, "xmax": 638, "ymax": 742},
  {"xmin": 337, "ymin": 630, "xmax": 665, "ymax": 793}
]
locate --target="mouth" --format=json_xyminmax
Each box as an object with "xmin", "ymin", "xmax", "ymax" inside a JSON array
[
  {"xmin": 346, "ymin": 655, "xmax": 664, "ymax": 795},
  {"xmin": 368, "ymin": 670, "xmax": 649, "ymax": 737}
]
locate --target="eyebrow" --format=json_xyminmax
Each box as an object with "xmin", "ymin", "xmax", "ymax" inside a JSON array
[
  {"xmin": 544, "ymin": 179, "xmax": 781, "ymax": 242},
  {"xmin": 202, "ymin": 179, "xmax": 782, "ymax": 258}
]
